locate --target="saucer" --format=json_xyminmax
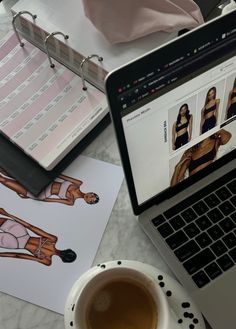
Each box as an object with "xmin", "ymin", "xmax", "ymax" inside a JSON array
[{"xmin": 64, "ymin": 260, "xmax": 206, "ymax": 329}]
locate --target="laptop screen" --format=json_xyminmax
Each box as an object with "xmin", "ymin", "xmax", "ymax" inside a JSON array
[{"xmin": 106, "ymin": 11, "xmax": 236, "ymax": 214}]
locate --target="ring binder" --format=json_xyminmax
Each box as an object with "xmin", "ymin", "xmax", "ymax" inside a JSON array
[
  {"xmin": 12, "ymin": 11, "xmax": 37, "ymax": 47},
  {"xmin": 80, "ymin": 54, "xmax": 103, "ymax": 90},
  {"xmin": 0, "ymin": 31, "xmax": 109, "ymax": 189},
  {"xmin": 44, "ymin": 31, "xmax": 69, "ymax": 68}
]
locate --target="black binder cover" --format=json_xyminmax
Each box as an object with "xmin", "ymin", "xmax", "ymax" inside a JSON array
[
  {"xmin": 194, "ymin": 0, "xmax": 222, "ymax": 19},
  {"xmin": 0, "ymin": 114, "xmax": 110, "ymax": 196}
]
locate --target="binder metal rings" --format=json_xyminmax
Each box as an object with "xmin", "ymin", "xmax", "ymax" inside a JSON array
[
  {"xmin": 44, "ymin": 32, "xmax": 69, "ymax": 68},
  {"xmin": 12, "ymin": 11, "xmax": 37, "ymax": 47},
  {"xmin": 80, "ymin": 55, "xmax": 103, "ymax": 91}
]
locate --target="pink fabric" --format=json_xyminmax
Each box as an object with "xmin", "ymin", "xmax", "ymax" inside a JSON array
[
  {"xmin": 26, "ymin": 181, "xmax": 72, "ymax": 200},
  {"xmin": 0, "ymin": 220, "xmax": 30, "ymax": 249},
  {"xmin": 82, "ymin": 0, "xmax": 204, "ymax": 44},
  {"xmin": 58, "ymin": 181, "xmax": 72, "ymax": 199},
  {"xmin": 0, "ymin": 233, "xmax": 19, "ymax": 249}
]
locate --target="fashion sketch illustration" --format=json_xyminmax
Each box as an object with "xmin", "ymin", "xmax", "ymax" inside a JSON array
[
  {"xmin": 172, "ymin": 103, "xmax": 193, "ymax": 150},
  {"xmin": 225, "ymin": 77, "xmax": 236, "ymax": 120},
  {"xmin": 170, "ymin": 129, "xmax": 232, "ymax": 186},
  {"xmin": 200, "ymin": 87, "xmax": 220, "ymax": 135},
  {"xmin": 0, "ymin": 208, "xmax": 77, "ymax": 266},
  {"xmin": 0, "ymin": 170, "xmax": 99, "ymax": 206}
]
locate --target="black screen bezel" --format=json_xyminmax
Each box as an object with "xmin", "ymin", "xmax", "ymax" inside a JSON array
[{"xmin": 105, "ymin": 11, "xmax": 236, "ymax": 215}]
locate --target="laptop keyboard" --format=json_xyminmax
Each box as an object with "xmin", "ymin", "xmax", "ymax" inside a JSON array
[{"xmin": 151, "ymin": 168, "xmax": 236, "ymax": 288}]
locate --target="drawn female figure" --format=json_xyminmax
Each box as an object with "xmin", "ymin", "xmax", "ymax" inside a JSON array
[
  {"xmin": 200, "ymin": 87, "xmax": 220, "ymax": 135},
  {"xmin": 0, "ymin": 172, "xmax": 99, "ymax": 206},
  {"xmin": 225, "ymin": 77, "xmax": 236, "ymax": 120},
  {"xmin": 172, "ymin": 103, "xmax": 193, "ymax": 150},
  {"xmin": 171, "ymin": 129, "xmax": 231, "ymax": 186},
  {"xmin": 0, "ymin": 208, "xmax": 77, "ymax": 266}
]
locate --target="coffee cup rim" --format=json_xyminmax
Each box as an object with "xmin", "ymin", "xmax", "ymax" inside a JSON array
[{"xmin": 65, "ymin": 264, "xmax": 171, "ymax": 329}]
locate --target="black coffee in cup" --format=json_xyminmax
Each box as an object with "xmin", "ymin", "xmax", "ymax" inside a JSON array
[{"xmin": 85, "ymin": 278, "xmax": 158, "ymax": 329}]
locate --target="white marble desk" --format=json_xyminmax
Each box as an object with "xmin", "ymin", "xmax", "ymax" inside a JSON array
[{"xmin": 0, "ymin": 1, "xmax": 174, "ymax": 328}]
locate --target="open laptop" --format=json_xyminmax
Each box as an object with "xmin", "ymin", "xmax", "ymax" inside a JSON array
[{"xmin": 105, "ymin": 10, "xmax": 236, "ymax": 329}]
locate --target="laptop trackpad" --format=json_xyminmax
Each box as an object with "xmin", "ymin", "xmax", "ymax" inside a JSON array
[{"xmin": 193, "ymin": 268, "xmax": 236, "ymax": 329}]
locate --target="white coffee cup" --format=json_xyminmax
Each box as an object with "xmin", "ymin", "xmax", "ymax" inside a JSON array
[{"xmin": 65, "ymin": 263, "xmax": 178, "ymax": 329}]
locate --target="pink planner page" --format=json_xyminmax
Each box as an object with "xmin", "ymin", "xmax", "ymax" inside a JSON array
[{"xmin": 0, "ymin": 32, "xmax": 108, "ymax": 170}]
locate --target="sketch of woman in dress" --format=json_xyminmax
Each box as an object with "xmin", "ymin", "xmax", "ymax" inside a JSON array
[
  {"xmin": 172, "ymin": 103, "xmax": 193, "ymax": 150},
  {"xmin": 0, "ymin": 171, "xmax": 99, "ymax": 206},
  {"xmin": 0, "ymin": 208, "xmax": 77, "ymax": 266},
  {"xmin": 200, "ymin": 87, "xmax": 220, "ymax": 135},
  {"xmin": 225, "ymin": 77, "xmax": 236, "ymax": 120}
]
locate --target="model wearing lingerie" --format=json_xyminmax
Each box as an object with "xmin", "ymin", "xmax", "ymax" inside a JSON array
[
  {"xmin": 202, "ymin": 104, "xmax": 217, "ymax": 134},
  {"xmin": 227, "ymin": 91, "xmax": 236, "ymax": 119},
  {"xmin": 170, "ymin": 129, "xmax": 232, "ymax": 187},
  {"xmin": 200, "ymin": 86, "xmax": 219, "ymax": 135},
  {"xmin": 173, "ymin": 102, "xmax": 193, "ymax": 150},
  {"xmin": 175, "ymin": 121, "xmax": 189, "ymax": 132},
  {"xmin": 189, "ymin": 143, "xmax": 217, "ymax": 174},
  {"xmin": 175, "ymin": 132, "xmax": 189, "ymax": 149},
  {"xmin": 174, "ymin": 120, "xmax": 190, "ymax": 149},
  {"xmin": 204, "ymin": 104, "xmax": 216, "ymax": 116}
]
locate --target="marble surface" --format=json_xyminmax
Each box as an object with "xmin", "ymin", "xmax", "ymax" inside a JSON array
[{"xmin": 0, "ymin": 1, "xmax": 174, "ymax": 328}]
